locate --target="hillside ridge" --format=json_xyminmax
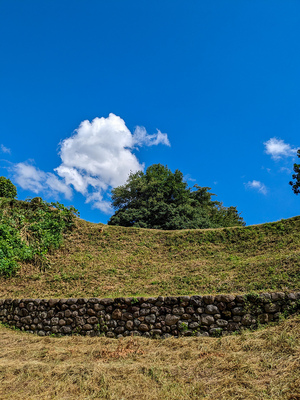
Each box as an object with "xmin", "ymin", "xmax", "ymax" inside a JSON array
[{"xmin": 0, "ymin": 199, "xmax": 299, "ymax": 299}]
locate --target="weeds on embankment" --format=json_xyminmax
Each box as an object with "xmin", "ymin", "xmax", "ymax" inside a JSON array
[
  {"xmin": 0, "ymin": 197, "xmax": 78, "ymax": 277},
  {"xmin": 1, "ymin": 215, "xmax": 299, "ymax": 298}
]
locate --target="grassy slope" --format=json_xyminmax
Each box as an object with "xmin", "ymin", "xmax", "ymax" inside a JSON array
[
  {"xmin": 0, "ymin": 315, "xmax": 299, "ymax": 399},
  {"xmin": 1, "ymin": 215, "xmax": 299, "ymax": 299},
  {"xmin": 1, "ymin": 210, "xmax": 300, "ymax": 399}
]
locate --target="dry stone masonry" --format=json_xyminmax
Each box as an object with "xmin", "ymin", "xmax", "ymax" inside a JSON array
[{"xmin": 0, "ymin": 292, "xmax": 299, "ymax": 338}]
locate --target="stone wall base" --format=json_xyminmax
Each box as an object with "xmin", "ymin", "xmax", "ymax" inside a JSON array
[{"xmin": 0, "ymin": 292, "xmax": 299, "ymax": 338}]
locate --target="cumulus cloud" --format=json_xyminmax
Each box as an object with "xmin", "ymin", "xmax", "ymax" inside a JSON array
[
  {"xmin": 13, "ymin": 113, "xmax": 170, "ymax": 213},
  {"xmin": 56, "ymin": 114, "xmax": 145, "ymax": 191},
  {"xmin": 264, "ymin": 138, "xmax": 297, "ymax": 160},
  {"xmin": 1, "ymin": 144, "xmax": 11, "ymax": 154},
  {"xmin": 245, "ymin": 180, "xmax": 267, "ymax": 195}
]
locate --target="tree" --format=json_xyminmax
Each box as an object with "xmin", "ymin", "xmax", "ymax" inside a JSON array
[
  {"xmin": 108, "ymin": 164, "xmax": 245, "ymax": 230},
  {"xmin": 289, "ymin": 149, "xmax": 300, "ymax": 195},
  {"xmin": 0, "ymin": 176, "xmax": 17, "ymax": 199}
]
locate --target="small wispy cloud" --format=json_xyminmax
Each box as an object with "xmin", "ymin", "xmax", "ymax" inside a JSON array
[
  {"xmin": 245, "ymin": 180, "xmax": 268, "ymax": 195},
  {"xmin": 1, "ymin": 144, "xmax": 11, "ymax": 154},
  {"xmin": 13, "ymin": 162, "xmax": 73, "ymax": 199},
  {"xmin": 279, "ymin": 166, "xmax": 292, "ymax": 174},
  {"xmin": 264, "ymin": 137, "xmax": 297, "ymax": 160},
  {"xmin": 85, "ymin": 192, "xmax": 112, "ymax": 214},
  {"xmin": 183, "ymin": 174, "xmax": 196, "ymax": 182},
  {"xmin": 132, "ymin": 126, "xmax": 170, "ymax": 147}
]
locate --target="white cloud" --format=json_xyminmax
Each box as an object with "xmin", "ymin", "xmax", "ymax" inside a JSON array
[
  {"xmin": 279, "ymin": 166, "xmax": 292, "ymax": 174},
  {"xmin": 14, "ymin": 163, "xmax": 45, "ymax": 193},
  {"xmin": 13, "ymin": 113, "xmax": 170, "ymax": 213},
  {"xmin": 245, "ymin": 180, "xmax": 268, "ymax": 195},
  {"xmin": 1, "ymin": 144, "xmax": 11, "ymax": 154},
  {"xmin": 264, "ymin": 137, "xmax": 297, "ymax": 160},
  {"xmin": 85, "ymin": 191, "xmax": 112, "ymax": 214},
  {"xmin": 45, "ymin": 174, "xmax": 73, "ymax": 199},
  {"xmin": 14, "ymin": 162, "xmax": 73, "ymax": 199},
  {"xmin": 183, "ymin": 174, "xmax": 196, "ymax": 182},
  {"xmin": 132, "ymin": 126, "xmax": 170, "ymax": 147},
  {"xmin": 56, "ymin": 114, "xmax": 145, "ymax": 191},
  {"xmin": 54, "ymin": 166, "xmax": 90, "ymax": 194}
]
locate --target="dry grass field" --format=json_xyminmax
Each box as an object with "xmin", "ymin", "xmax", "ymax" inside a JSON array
[{"xmin": 0, "ymin": 315, "xmax": 299, "ymax": 400}]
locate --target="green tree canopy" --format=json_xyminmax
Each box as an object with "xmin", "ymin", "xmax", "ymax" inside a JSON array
[
  {"xmin": 108, "ymin": 164, "xmax": 245, "ymax": 230},
  {"xmin": 0, "ymin": 176, "xmax": 17, "ymax": 199},
  {"xmin": 289, "ymin": 149, "xmax": 300, "ymax": 195}
]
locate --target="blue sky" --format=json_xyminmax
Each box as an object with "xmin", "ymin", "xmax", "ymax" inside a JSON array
[{"xmin": 1, "ymin": 0, "xmax": 300, "ymax": 225}]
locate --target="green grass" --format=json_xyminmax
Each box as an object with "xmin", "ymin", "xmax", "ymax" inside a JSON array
[{"xmin": 0, "ymin": 201, "xmax": 299, "ymax": 298}]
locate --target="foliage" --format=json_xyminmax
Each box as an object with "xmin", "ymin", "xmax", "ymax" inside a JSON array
[
  {"xmin": 0, "ymin": 176, "xmax": 17, "ymax": 199},
  {"xmin": 289, "ymin": 149, "xmax": 300, "ymax": 194},
  {"xmin": 0, "ymin": 197, "xmax": 78, "ymax": 277},
  {"xmin": 108, "ymin": 164, "xmax": 245, "ymax": 229}
]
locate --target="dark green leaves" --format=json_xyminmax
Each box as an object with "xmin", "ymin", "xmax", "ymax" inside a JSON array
[
  {"xmin": 0, "ymin": 177, "xmax": 17, "ymax": 199},
  {"xmin": 290, "ymin": 149, "xmax": 300, "ymax": 195},
  {"xmin": 108, "ymin": 164, "xmax": 245, "ymax": 230}
]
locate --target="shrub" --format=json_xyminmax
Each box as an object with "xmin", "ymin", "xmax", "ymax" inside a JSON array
[
  {"xmin": 0, "ymin": 177, "xmax": 17, "ymax": 199},
  {"xmin": 0, "ymin": 197, "xmax": 78, "ymax": 277}
]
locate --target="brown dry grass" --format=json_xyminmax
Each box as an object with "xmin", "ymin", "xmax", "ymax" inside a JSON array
[
  {"xmin": 1, "ymin": 216, "xmax": 300, "ymax": 299},
  {"xmin": 0, "ymin": 315, "xmax": 299, "ymax": 399}
]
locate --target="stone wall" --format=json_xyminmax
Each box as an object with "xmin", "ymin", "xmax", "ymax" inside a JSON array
[{"xmin": 0, "ymin": 292, "xmax": 299, "ymax": 338}]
